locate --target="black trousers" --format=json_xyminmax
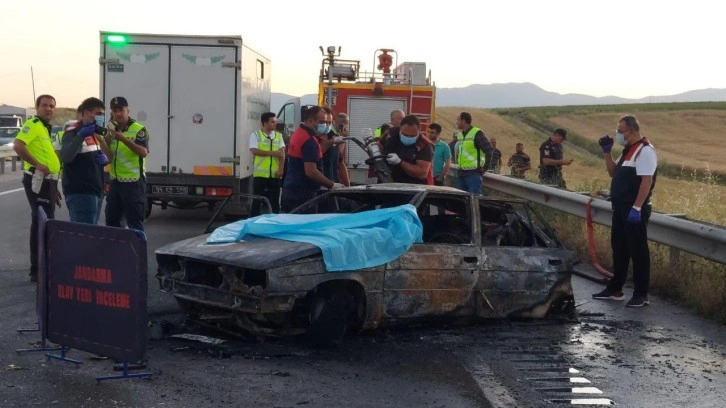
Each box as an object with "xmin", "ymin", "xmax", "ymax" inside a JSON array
[
  {"xmin": 281, "ymin": 189, "xmax": 317, "ymax": 214},
  {"xmin": 607, "ymin": 204, "xmax": 652, "ymax": 296},
  {"xmin": 105, "ymin": 180, "xmax": 146, "ymax": 232},
  {"xmin": 251, "ymin": 177, "xmax": 281, "ymax": 216},
  {"xmin": 22, "ymin": 173, "xmax": 57, "ymax": 277}
]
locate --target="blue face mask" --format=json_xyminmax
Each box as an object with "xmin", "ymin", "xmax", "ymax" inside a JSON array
[
  {"xmin": 316, "ymin": 124, "xmax": 328, "ymax": 135},
  {"xmin": 95, "ymin": 114, "xmax": 105, "ymax": 127},
  {"xmin": 400, "ymin": 134, "xmax": 418, "ymax": 146}
]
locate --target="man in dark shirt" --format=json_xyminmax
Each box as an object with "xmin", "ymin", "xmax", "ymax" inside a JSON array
[
  {"xmin": 281, "ymin": 106, "xmax": 342, "ymax": 212},
  {"xmin": 538, "ymin": 128, "xmax": 573, "ymax": 188},
  {"xmin": 382, "ymin": 115, "xmax": 433, "ymax": 184},
  {"xmin": 507, "ymin": 143, "xmax": 531, "ymax": 178},
  {"xmin": 59, "ymin": 97, "xmax": 112, "ymax": 224},
  {"xmin": 487, "ymin": 137, "xmax": 502, "ymax": 173}
]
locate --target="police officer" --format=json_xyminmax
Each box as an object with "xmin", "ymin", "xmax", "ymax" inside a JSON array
[
  {"xmin": 250, "ymin": 112, "xmax": 285, "ymax": 215},
  {"xmin": 455, "ymin": 112, "xmax": 492, "ymax": 195},
  {"xmin": 592, "ymin": 115, "xmax": 657, "ymax": 308},
  {"xmin": 12, "ymin": 94, "xmax": 60, "ymax": 283},
  {"xmin": 104, "ymin": 97, "xmax": 149, "ymax": 231},
  {"xmin": 538, "ymin": 128, "xmax": 573, "ymax": 188}
]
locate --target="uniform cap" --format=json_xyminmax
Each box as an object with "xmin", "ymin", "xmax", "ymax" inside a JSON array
[{"xmin": 110, "ymin": 96, "xmax": 128, "ymax": 109}]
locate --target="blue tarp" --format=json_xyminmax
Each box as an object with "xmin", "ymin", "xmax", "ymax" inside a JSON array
[{"xmin": 206, "ymin": 204, "xmax": 423, "ymax": 271}]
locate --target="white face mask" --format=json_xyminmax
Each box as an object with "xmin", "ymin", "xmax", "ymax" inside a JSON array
[{"xmin": 615, "ymin": 132, "xmax": 627, "ymax": 146}]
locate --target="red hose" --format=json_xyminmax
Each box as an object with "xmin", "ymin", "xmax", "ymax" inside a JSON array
[{"xmin": 586, "ymin": 198, "xmax": 613, "ymax": 279}]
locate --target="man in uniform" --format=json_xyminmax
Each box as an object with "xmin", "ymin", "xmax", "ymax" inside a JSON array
[
  {"xmin": 281, "ymin": 106, "xmax": 343, "ymax": 212},
  {"xmin": 507, "ymin": 143, "xmax": 531, "ymax": 178},
  {"xmin": 592, "ymin": 115, "xmax": 657, "ymax": 307},
  {"xmin": 104, "ymin": 97, "xmax": 149, "ymax": 232},
  {"xmin": 13, "ymin": 94, "xmax": 61, "ymax": 282},
  {"xmin": 538, "ymin": 128, "xmax": 574, "ymax": 188},
  {"xmin": 382, "ymin": 115, "xmax": 433, "ymax": 184},
  {"xmin": 249, "ymin": 112, "xmax": 285, "ymax": 215},
  {"xmin": 454, "ymin": 112, "xmax": 492, "ymax": 195},
  {"xmin": 60, "ymin": 97, "xmax": 112, "ymax": 224}
]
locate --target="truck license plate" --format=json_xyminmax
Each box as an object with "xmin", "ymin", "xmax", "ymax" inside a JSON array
[{"xmin": 152, "ymin": 185, "xmax": 189, "ymax": 195}]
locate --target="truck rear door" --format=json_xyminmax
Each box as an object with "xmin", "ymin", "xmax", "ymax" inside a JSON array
[
  {"xmin": 101, "ymin": 44, "xmax": 170, "ymax": 172},
  {"xmin": 168, "ymin": 46, "xmax": 238, "ymax": 176}
]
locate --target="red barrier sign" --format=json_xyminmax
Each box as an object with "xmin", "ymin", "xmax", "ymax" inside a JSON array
[{"xmin": 46, "ymin": 221, "xmax": 147, "ymax": 362}]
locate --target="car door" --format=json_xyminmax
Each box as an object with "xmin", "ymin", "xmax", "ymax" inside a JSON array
[
  {"xmin": 383, "ymin": 193, "xmax": 480, "ymax": 320},
  {"xmin": 476, "ymin": 198, "xmax": 573, "ymax": 318}
]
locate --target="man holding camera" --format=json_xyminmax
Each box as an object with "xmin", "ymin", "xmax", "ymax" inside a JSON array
[
  {"xmin": 104, "ymin": 96, "xmax": 150, "ymax": 232},
  {"xmin": 59, "ymin": 97, "xmax": 112, "ymax": 224}
]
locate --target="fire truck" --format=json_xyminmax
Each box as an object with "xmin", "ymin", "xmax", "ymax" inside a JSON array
[{"xmin": 276, "ymin": 46, "xmax": 436, "ymax": 184}]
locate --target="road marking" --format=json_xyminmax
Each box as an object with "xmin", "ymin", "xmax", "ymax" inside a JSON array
[{"xmin": 0, "ymin": 187, "xmax": 24, "ymax": 197}]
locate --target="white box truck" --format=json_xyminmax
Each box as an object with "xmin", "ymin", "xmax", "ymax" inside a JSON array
[{"xmin": 99, "ymin": 32, "xmax": 271, "ymax": 215}]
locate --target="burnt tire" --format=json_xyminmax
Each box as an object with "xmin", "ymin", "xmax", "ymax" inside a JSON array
[{"xmin": 306, "ymin": 289, "xmax": 354, "ymax": 348}]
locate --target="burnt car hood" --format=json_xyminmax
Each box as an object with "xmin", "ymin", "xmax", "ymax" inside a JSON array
[{"xmin": 155, "ymin": 234, "xmax": 321, "ymax": 270}]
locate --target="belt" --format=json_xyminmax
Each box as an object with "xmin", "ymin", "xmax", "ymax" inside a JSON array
[{"xmin": 24, "ymin": 170, "xmax": 59, "ymax": 180}]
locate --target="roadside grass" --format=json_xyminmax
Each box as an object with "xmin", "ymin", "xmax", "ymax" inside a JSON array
[{"xmin": 445, "ymin": 103, "xmax": 726, "ymax": 323}]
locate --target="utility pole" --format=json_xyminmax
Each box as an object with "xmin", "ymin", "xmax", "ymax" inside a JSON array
[{"xmin": 31, "ymin": 66, "xmax": 36, "ymax": 103}]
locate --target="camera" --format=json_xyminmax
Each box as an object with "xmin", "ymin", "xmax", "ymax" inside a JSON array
[{"xmin": 95, "ymin": 125, "xmax": 108, "ymax": 136}]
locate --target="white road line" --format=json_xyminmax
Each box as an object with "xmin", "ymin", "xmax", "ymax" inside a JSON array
[{"xmin": 0, "ymin": 187, "xmax": 24, "ymax": 197}]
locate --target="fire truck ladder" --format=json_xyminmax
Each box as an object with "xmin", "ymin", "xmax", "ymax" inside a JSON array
[{"xmin": 409, "ymin": 81, "xmax": 433, "ymax": 129}]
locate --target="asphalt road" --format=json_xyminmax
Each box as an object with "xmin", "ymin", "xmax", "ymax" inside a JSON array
[{"xmin": 0, "ymin": 165, "xmax": 724, "ymax": 408}]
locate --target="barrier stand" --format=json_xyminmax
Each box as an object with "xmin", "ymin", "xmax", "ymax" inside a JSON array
[
  {"xmin": 46, "ymin": 348, "xmax": 82, "ymax": 366},
  {"xmin": 15, "ymin": 323, "xmax": 64, "ymax": 355},
  {"xmin": 96, "ymin": 362, "xmax": 152, "ymax": 383}
]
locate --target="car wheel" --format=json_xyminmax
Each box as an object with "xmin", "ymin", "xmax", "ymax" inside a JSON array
[{"xmin": 306, "ymin": 288, "xmax": 353, "ymax": 347}]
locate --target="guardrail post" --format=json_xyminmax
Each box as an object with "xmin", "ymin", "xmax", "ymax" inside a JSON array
[
  {"xmin": 669, "ymin": 247, "xmax": 681, "ymax": 270},
  {"xmin": 0, "ymin": 159, "xmax": 4, "ymax": 174},
  {"xmin": 12, "ymin": 157, "xmax": 19, "ymax": 171}
]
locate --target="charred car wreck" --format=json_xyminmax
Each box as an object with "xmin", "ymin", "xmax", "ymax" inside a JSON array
[{"xmin": 156, "ymin": 184, "xmax": 575, "ymax": 344}]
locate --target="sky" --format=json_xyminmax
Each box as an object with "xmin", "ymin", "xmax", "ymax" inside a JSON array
[{"xmin": 1, "ymin": 0, "xmax": 723, "ymax": 108}]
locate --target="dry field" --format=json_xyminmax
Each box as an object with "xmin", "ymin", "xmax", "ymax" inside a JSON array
[{"xmin": 435, "ymin": 107, "xmax": 726, "ymax": 225}]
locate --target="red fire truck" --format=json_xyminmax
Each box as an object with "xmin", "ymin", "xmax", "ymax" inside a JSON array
[{"xmin": 276, "ymin": 46, "xmax": 436, "ymax": 183}]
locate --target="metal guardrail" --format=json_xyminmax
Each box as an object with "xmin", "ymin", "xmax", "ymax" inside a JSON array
[
  {"xmin": 479, "ymin": 172, "xmax": 726, "ymax": 265},
  {"xmin": 0, "ymin": 144, "xmax": 22, "ymax": 174}
]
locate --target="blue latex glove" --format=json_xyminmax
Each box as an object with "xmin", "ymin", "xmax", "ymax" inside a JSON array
[
  {"xmin": 627, "ymin": 207, "xmax": 641, "ymax": 224},
  {"xmin": 77, "ymin": 123, "xmax": 96, "ymax": 138},
  {"xmin": 96, "ymin": 152, "xmax": 109, "ymax": 166},
  {"xmin": 599, "ymin": 135, "xmax": 614, "ymax": 153}
]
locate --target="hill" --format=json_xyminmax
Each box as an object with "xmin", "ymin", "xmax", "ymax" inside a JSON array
[{"xmin": 272, "ymin": 83, "xmax": 726, "ymax": 113}]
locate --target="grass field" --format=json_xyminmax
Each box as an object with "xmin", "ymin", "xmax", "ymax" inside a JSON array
[{"xmin": 435, "ymin": 104, "xmax": 726, "ymax": 322}]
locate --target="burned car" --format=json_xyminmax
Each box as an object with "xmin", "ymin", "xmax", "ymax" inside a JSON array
[{"xmin": 156, "ymin": 184, "xmax": 575, "ymax": 344}]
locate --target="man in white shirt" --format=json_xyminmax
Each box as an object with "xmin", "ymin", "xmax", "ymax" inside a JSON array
[{"xmin": 249, "ymin": 112, "xmax": 285, "ymax": 215}]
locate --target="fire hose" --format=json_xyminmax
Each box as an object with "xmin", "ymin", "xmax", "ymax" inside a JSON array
[{"xmin": 584, "ymin": 198, "xmax": 613, "ymax": 282}]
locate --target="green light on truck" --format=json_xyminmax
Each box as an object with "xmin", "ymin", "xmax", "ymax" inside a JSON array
[{"xmin": 106, "ymin": 34, "xmax": 128, "ymax": 45}]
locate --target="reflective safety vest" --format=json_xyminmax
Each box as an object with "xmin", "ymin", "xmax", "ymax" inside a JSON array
[
  {"xmin": 252, "ymin": 130, "xmax": 284, "ymax": 178},
  {"xmin": 457, "ymin": 126, "xmax": 486, "ymax": 170},
  {"xmin": 109, "ymin": 121, "xmax": 147, "ymax": 181},
  {"xmin": 16, "ymin": 117, "xmax": 61, "ymax": 174}
]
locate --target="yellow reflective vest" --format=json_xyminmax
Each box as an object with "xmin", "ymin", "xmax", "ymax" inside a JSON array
[
  {"xmin": 252, "ymin": 130, "xmax": 284, "ymax": 178},
  {"xmin": 109, "ymin": 121, "xmax": 147, "ymax": 181},
  {"xmin": 457, "ymin": 126, "xmax": 487, "ymax": 170}
]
